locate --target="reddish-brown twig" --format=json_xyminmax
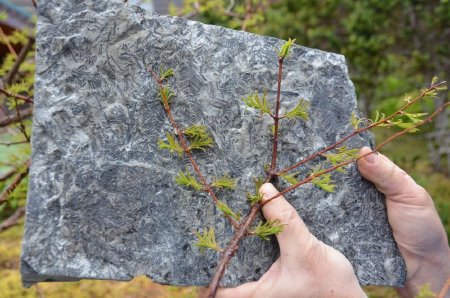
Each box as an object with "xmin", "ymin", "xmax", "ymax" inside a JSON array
[
  {"xmin": 206, "ymin": 204, "xmax": 261, "ymax": 298},
  {"xmin": 0, "ymin": 140, "xmax": 29, "ymax": 146},
  {"xmin": 0, "ymin": 207, "xmax": 25, "ymax": 232},
  {"xmin": 277, "ymin": 81, "xmax": 447, "ymax": 175},
  {"xmin": 150, "ymin": 69, "xmax": 239, "ymax": 229},
  {"xmin": 0, "ymin": 27, "xmax": 18, "ymax": 58},
  {"xmin": 0, "ymin": 160, "xmax": 30, "ymax": 206},
  {"xmin": 0, "ymin": 88, "xmax": 34, "ymax": 104},
  {"xmin": 30, "ymin": 0, "xmax": 37, "ymax": 8},
  {"xmin": 3, "ymin": 37, "xmax": 35, "ymax": 86},
  {"xmin": 0, "ymin": 106, "xmax": 33, "ymax": 127},
  {"xmin": 266, "ymin": 57, "xmax": 284, "ymax": 181},
  {"xmin": 13, "ymin": 98, "xmax": 30, "ymax": 142}
]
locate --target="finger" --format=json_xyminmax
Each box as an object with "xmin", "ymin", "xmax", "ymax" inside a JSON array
[
  {"xmin": 200, "ymin": 282, "xmax": 258, "ymax": 298},
  {"xmin": 357, "ymin": 147, "xmax": 431, "ymax": 206},
  {"xmin": 259, "ymin": 183, "xmax": 316, "ymax": 260}
]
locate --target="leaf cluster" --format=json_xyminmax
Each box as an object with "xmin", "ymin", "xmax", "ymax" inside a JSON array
[
  {"xmin": 194, "ymin": 227, "xmax": 221, "ymax": 253},
  {"xmin": 323, "ymin": 146, "xmax": 359, "ymax": 173},
  {"xmin": 280, "ymin": 171, "xmax": 300, "ymax": 185},
  {"xmin": 310, "ymin": 165, "xmax": 336, "ymax": 192},
  {"xmin": 184, "ymin": 124, "xmax": 214, "ymax": 152},
  {"xmin": 217, "ymin": 200, "xmax": 240, "ymax": 221},
  {"xmin": 278, "ymin": 38, "xmax": 296, "ymax": 59},
  {"xmin": 242, "ymin": 91, "xmax": 271, "ymax": 115},
  {"xmin": 284, "ymin": 99, "xmax": 309, "ymax": 120},
  {"xmin": 211, "ymin": 174, "xmax": 237, "ymax": 190},
  {"xmin": 158, "ymin": 133, "xmax": 184, "ymax": 157},
  {"xmin": 175, "ymin": 170, "xmax": 202, "ymax": 191},
  {"xmin": 251, "ymin": 219, "xmax": 285, "ymax": 240}
]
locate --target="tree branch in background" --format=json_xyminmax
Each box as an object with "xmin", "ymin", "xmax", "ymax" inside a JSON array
[
  {"xmin": 0, "ymin": 168, "xmax": 16, "ymax": 182},
  {"xmin": 0, "ymin": 140, "xmax": 29, "ymax": 146},
  {"xmin": 0, "ymin": 27, "xmax": 17, "ymax": 58},
  {"xmin": 0, "ymin": 161, "xmax": 30, "ymax": 206},
  {"xmin": 30, "ymin": 0, "xmax": 37, "ymax": 9},
  {"xmin": 0, "ymin": 106, "xmax": 33, "ymax": 127},
  {"xmin": 13, "ymin": 98, "xmax": 30, "ymax": 142},
  {"xmin": 0, "ymin": 207, "xmax": 25, "ymax": 232},
  {"xmin": 0, "ymin": 88, "xmax": 34, "ymax": 104},
  {"xmin": 3, "ymin": 37, "xmax": 35, "ymax": 86}
]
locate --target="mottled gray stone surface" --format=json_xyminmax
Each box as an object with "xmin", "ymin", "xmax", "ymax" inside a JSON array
[{"xmin": 21, "ymin": 0, "xmax": 406, "ymax": 287}]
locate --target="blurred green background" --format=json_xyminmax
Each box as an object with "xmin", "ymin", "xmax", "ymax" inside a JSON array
[{"xmin": 0, "ymin": 0, "xmax": 449, "ymax": 297}]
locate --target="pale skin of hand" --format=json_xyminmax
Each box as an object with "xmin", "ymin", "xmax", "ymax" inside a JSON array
[{"xmin": 200, "ymin": 147, "xmax": 449, "ymax": 298}]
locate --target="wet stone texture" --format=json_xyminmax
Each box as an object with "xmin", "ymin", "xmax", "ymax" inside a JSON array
[{"xmin": 21, "ymin": 0, "xmax": 406, "ymax": 287}]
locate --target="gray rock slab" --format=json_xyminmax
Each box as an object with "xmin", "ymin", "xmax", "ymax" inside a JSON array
[{"xmin": 21, "ymin": 0, "xmax": 406, "ymax": 287}]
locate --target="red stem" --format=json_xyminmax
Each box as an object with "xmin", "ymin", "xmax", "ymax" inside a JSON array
[
  {"xmin": 267, "ymin": 58, "xmax": 284, "ymax": 181},
  {"xmin": 277, "ymin": 81, "xmax": 447, "ymax": 175},
  {"xmin": 206, "ymin": 203, "xmax": 261, "ymax": 298}
]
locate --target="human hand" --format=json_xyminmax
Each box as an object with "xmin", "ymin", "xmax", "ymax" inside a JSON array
[
  {"xmin": 358, "ymin": 147, "xmax": 450, "ymax": 297},
  {"xmin": 206, "ymin": 183, "xmax": 366, "ymax": 298}
]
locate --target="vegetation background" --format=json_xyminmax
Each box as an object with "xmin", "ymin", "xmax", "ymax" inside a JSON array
[{"xmin": 0, "ymin": 0, "xmax": 448, "ymax": 297}]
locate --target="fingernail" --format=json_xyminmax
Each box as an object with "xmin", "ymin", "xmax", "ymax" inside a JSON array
[{"xmin": 364, "ymin": 153, "xmax": 378, "ymax": 164}]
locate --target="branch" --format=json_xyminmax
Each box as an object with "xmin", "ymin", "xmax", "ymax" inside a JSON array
[
  {"xmin": 277, "ymin": 81, "xmax": 447, "ymax": 175},
  {"xmin": 0, "ymin": 161, "xmax": 30, "ymax": 206},
  {"xmin": 267, "ymin": 57, "xmax": 284, "ymax": 181},
  {"xmin": 0, "ymin": 140, "xmax": 29, "ymax": 146},
  {"xmin": 0, "ymin": 168, "xmax": 16, "ymax": 182},
  {"xmin": 13, "ymin": 98, "xmax": 30, "ymax": 142},
  {"xmin": 265, "ymin": 102, "xmax": 450, "ymax": 205},
  {"xmin": 30, "ymin": 0, "xmax": 37, "ymax": 8},
  {"xmin": 206, "ymin": 204, "xmax": 261, "ymax": 298},
  {"xmin": 150, "ymin": 69, "xmax": 239, "ymax": 229},
  {"xmin": 0, "ymin": 26, "xmax": 18, "ymax": 58},
  {"xmin": 0, "ymin": 88, "xmax": 34, "ymax": 104},
  {"xmin": 0, "ymin": 207, "xmax": 25, "ymax": 232},
  {"xmin": 3, "ymin": 37, "xmax": 35, "ymax": 86},
  {"xmin": 0, "ymin": 106, "xmax": 33, "ymax": 127}
]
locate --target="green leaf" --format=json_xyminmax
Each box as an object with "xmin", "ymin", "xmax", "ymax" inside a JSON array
[
  {"xmin": 311, "ymin": 173, "xmax": 335, "ymax": 192},
  {"xmin": 284, "ymin": 99, "xmax": 309, "ymax": 120},
  {"xmin": 280, "ymin": 171, "xmax": 300, "ymax": 185},
  {"xmin": 431, "ymin": 75, "xmax": 439, "ymax": 86},
  {"xmin": 323, "ymin": 146, "xmax": 359, "ymax": 172},
  {"xmin": 184, "ymin": 124, "xmax": 210, "ymax": 139},
  {"xmin": 350, "ymin": 111, "xmax": 365, "ymax": 130},
  {"xmin": 187, "ymin": 133, "xmax": 214, "ymax": 152},
  {"xmin": 159, "ymin": 85, "xmax": 175, "ymax": 106},
  {"xmin": 217, "ymin": 200, "xmax": 241, "ymax": 221},
  {"xmin": 194, "ymin": 227, "xmax": 221, "ymax": 253},
  {"xmin": 211, "ymin": 174, "xmax": 237, "ymax": 190},
  {"xmin": 278, "ymin": 38, "xmax": 296, "ymax": 59},
  {"xmin": 175, "ymin": 170, "xmax": 202, "ymax": 190},
  {"xmin": 183, "ymin": 125, "xmax": 214, "ymax": 151},
  {"xmin": 158, "ymin": 133, "xmax": 184, "ymax": 157},
  {"xmin": 247, "ymin": 193, "xmax": 263, "ymax": 205},
  {"xmin": 159, "ymin": 67, "xmax": 174, "ymax": 80},
  {"xmin": 251, "ymin": 219, "xmax": 285, "ymax": 240},
  {"xmin": 242, "ymin": 91, "xmax": 271, "ymax": 115},
  {"xmin": 403, "ymin": 112, "xmax": 427, "ymax": 124},
  {"xmin": 371, "ymin": 111, "xmax": 386, "ymax": 124}
]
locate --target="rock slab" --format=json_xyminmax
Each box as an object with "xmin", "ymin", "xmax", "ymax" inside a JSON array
[{"xmin": 21, "ymin": 0, "xmax": 406, "ymax": 287}]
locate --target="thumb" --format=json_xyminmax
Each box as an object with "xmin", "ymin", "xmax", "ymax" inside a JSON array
[
  {"xmin": 357, "ymin": 147, "xmax": 431, "ymax": 206},
  {"xmin": 259, "ymin": 183, "xmax": 317, "ymax": 260}
]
